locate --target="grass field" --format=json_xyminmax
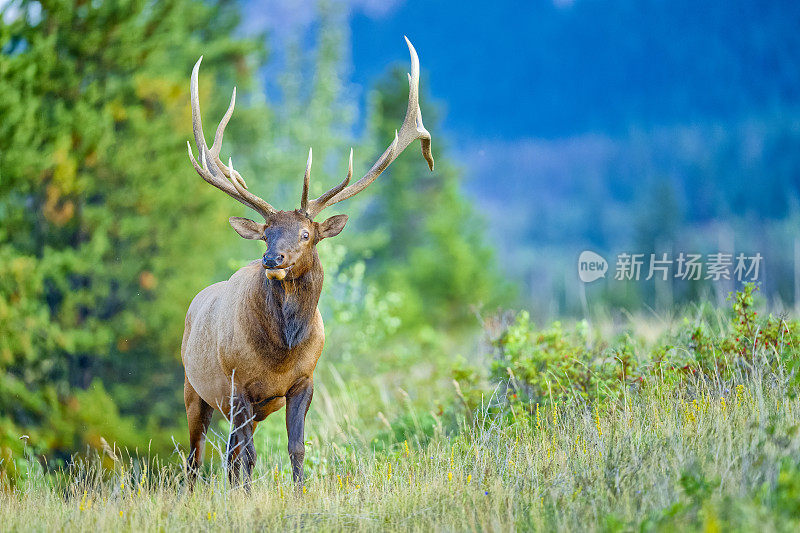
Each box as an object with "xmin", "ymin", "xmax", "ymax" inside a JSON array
[
  {"xmin": 2, "ymin": 361, "xmax": 800, "ymax": 531},
  {"xmin": 4, "ymin": 287, "xmax": 800, "ymax": 531}
]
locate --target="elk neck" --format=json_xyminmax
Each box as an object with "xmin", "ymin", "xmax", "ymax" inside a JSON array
[{"xmin": 248, "ymin": 251, "xmax": 324, "ymax": 352}]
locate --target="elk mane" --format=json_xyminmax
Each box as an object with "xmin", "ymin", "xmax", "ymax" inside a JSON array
[{"xmin": 244, "ymin": 257, "xmax": 323, "ymax": 354}]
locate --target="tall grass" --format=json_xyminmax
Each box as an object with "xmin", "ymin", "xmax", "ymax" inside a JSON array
[{"xmin": 2, "ymin": 362, "xmax": 799, "ymax": 531}]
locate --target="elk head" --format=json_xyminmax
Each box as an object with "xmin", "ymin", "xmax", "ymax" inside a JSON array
[{"xmin": 186, "ymin": 37, "xmax": 434, "ymax": 281}]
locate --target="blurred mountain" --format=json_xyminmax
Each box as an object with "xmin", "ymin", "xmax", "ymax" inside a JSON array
[
  {"xmin": 241, "ymin": 0, "xmax": 800, "ymax": 312},
  {"xmin": 347, "ymin": 0, "xmax": 800, "ymax": 139}
]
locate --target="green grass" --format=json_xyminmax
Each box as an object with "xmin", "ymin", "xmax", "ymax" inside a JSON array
[
  {"xmin": 2, "ymin": 363, "xmax": 800, "ymax": 531},
  {"xmin": 4, "ymin": 286, "xmax": 800, "ymax": 531}
]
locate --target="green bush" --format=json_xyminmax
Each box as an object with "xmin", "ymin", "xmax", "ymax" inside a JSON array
[
  {"xmin": 457, "ymin": 284, "xmax": 800, "ymax": 414},
  {"xmin": 488, "ymin": 311, "xmax": 641, "ymax": 404},
  {"xmin": 688, "ymin": 283, "xmax": 800, "ymax": 374}
]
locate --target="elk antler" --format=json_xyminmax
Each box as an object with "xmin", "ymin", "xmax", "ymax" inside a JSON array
[
  {"xmin": 187, "ymin": 57, "xmax": 277, "ymax": 219},
  {"xmin": 302, "ymin": 37, "xmax": 434, "ymax": 219}
]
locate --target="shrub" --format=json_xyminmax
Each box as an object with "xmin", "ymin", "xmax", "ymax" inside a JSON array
[{"xmin": 457, "ymin": 284, "xmax": 800, "ymax": 414}]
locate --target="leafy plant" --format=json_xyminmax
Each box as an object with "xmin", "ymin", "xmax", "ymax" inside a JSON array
[{"xmin": 469, "ymin": 284, "xmax": 800, "ymax": 414}]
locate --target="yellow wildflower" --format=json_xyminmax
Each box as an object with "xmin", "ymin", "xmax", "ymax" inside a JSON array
[{"xmin": 594, "ymin": 405, "xmax": 603, "ymax": 437}]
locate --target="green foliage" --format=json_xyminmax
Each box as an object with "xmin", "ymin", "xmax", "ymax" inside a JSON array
[
  {"xmin": 371, "ymin": 411, "xmax": 439, "ymax": 452},
  {"xmin": 0, "ymin": 0, "xmax": 511, "ymax": 480},
  {"xmin": 688, "ymin": 283, "xmax": 800, "ymax": 375},
  {"xmin": 356, "ymin": 67, "xmax": 511, "ymax": 329},
  {"xmin": 468, "ymin": 284, "xmax": 800, "ymax": 412},
  {"xmin": 638, "ymin": 458, "xmax": 800, "ymax": 531},
  {"xmin": 487, "ymin": 311, "xmax": 640, "ymax": 404},
  {"xmin": 320, "ymin": 243, "xmax": 404, "ymax": 362},
  {"xmin": 3, "ymin": 356, "xmax": 800, "ymax": 531},
  {"xmin": 0, "ymin": 0, "xmax": 264, "ymax": 466}
]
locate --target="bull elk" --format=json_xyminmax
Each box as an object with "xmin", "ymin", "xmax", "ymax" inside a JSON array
[{"xmin": 181, "ymin": 37, "xmax": 434, "ymax": 489}]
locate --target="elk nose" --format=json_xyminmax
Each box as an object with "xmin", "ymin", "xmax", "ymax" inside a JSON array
[{"xmin": 262, "ymin": 253, "xmax": 284, "ymax": 269}]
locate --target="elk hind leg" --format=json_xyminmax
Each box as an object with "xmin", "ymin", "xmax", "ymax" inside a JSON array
[{"xmin": 185, "ymin": 376, "xmax": 213, "ymax": 489}]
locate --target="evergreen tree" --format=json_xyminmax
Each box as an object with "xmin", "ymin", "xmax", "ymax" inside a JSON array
[
  {"xmin": 357, "ymin": 67, "xmax": 510, "ymax": 328},
  {"xmin": 0, "ymin": 0, "xmax": 264, "ymax": 463}
]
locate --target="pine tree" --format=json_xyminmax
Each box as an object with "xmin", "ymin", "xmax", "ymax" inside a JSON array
[
  {"xmin": 357, "ymin": 67, "xmax": 510, "ymax": 328},
  {"xmin": 0, "ymin": 0, "xmax": 264, "ymax": 463}
]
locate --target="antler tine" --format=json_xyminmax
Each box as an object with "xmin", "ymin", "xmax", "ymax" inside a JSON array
[
  {"xmin": 188, "ymin": 56, "xmax": 276, "ymax": 218},
  {"xmin": 303, "ymin": 37, "xmax": 434, "ymax": 219},
  {"xmin": 187, "ymin": 142, "xmax": 254, "ymax": 211},
  {"xmin": 403, "ymin": 36, "xmax": 434, "ymax": 172},
  {"xmin": 304, "ymin": 148, "xmax": 352, "ymax": 218},
  {"xmin": 211, "ymin": 87, "xmax": 236, "ymax": 158},
  {"xmin": 208, "ymin": 87, "xmax": 249, "ymax": 190},
  {"xmin": 300, "ymin": 148, "xmax": 312, "ymax": 212},
  {"xmin": 190, "ymin": 57, "xmax": 211, "ymax": 162},
  {"xmin": 226, "ymin": 157, "xmax": 276, "ymax": 215}
]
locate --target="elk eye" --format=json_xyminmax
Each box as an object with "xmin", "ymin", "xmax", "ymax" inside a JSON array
[{"xmin": 301, "ymin": 230, "xmax": 310, "ymax": 240}]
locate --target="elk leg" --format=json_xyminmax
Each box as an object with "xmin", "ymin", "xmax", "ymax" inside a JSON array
[
  {"xmin": 184, "ymin": 376, "xmax": 213, "ymax": 489},
  {"xmin": 241, "ymin": 421, "xmax": 257, "ymax": 491},
  {"xmin": 285, "ymin": 378, "xmax": 313, "ymax": 489},
  {"xmin": 226, "ymin": 394, "xmax": 255, "ymax": 489},
  {"xmin": 227, "ymin": 425, "xmax": 256, "ymax": 491},
  {"xmin": 226, "ymin": 431, "xmax": 241, "ymax": 486}
]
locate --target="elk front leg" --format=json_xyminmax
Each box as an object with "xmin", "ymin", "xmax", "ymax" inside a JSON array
[
  {"xmin": 185, "ymin": 376, "xmax": 213, "ymax": 490},
  {"xmin": 285, "ymin": 378, "xmax": 313, "ymax": 488}
]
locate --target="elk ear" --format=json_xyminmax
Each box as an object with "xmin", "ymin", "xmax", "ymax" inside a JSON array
[
  {"xmin": 228, "ymin": 217, "xmax": 265, "ymax": 240},
  {"xmin": 316, "ymin": 214, "xmax": 348, "ymax": 241}
]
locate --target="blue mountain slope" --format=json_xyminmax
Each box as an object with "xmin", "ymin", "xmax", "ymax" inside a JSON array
[
  {"xmin": 349, "ymin": 0, "xmax": 800, "ymax": 139},
  {"xmin": 239, "ymin": 0, "xmax": 800, "ymax": 307}
]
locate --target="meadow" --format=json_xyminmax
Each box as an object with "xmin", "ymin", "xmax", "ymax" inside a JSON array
[
  {"xmin": 4, "ymin": 2, "xmax": 800, "ymax": 531},
  {"xmin": 2, "ymin": 286, "xmax": 800, "ymax": 532}
]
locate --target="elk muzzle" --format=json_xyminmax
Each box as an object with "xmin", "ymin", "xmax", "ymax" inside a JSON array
[
  {"xmin": 262, "ymin": 252, "xmax": 288, "ymax": 280},
  {"xmin": 262, "ymin": 252, "xmax": 284, "ymax": 269}
]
